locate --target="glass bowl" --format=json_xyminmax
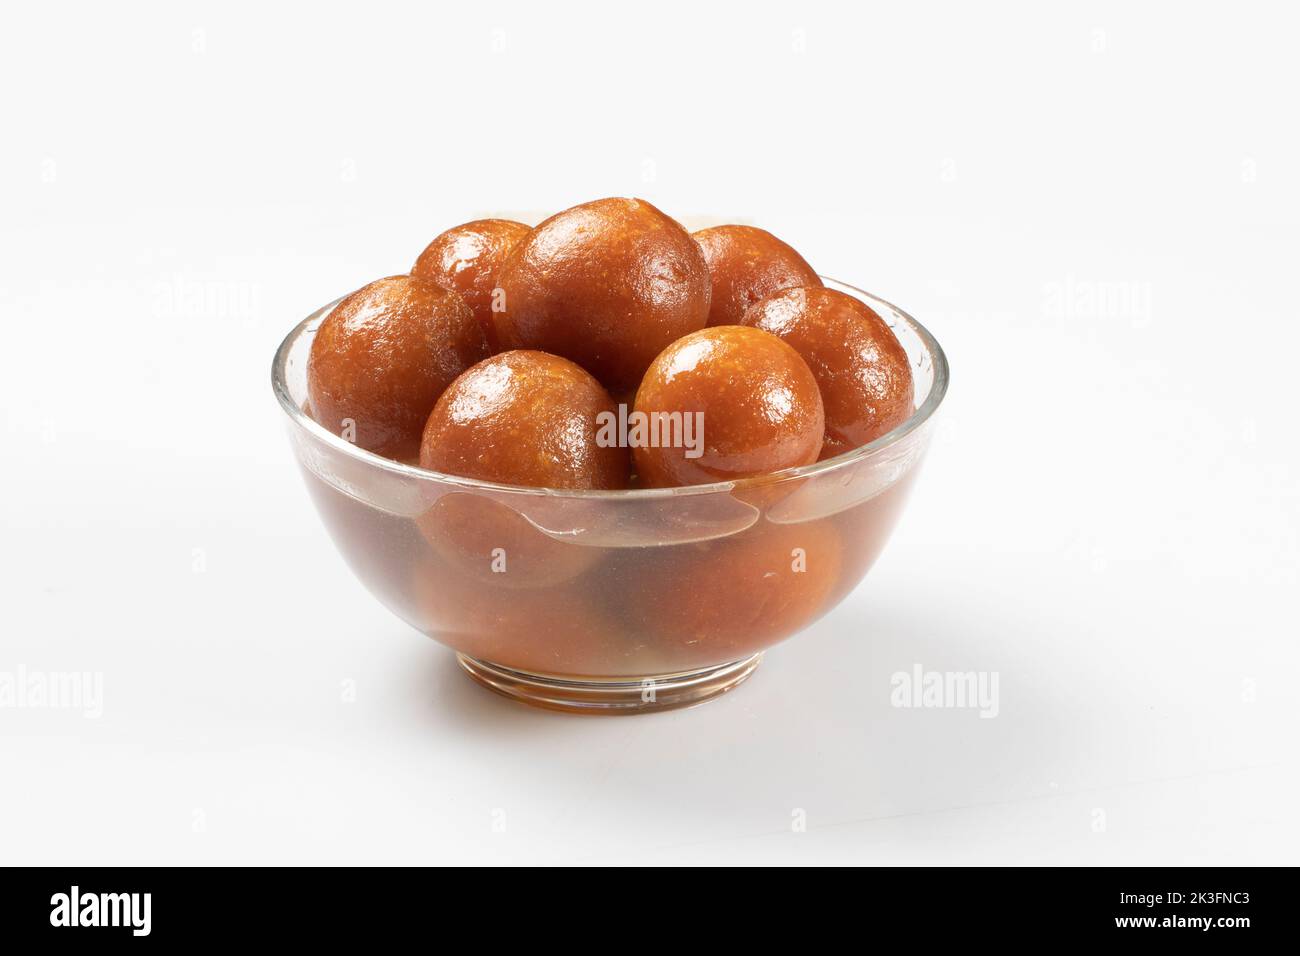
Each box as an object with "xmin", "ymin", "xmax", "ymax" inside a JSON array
[{"xmin": 272, "ymin": 278, "xmax": 948, "ymax": 714}]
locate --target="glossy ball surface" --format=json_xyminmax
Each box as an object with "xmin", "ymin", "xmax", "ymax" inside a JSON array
[
  {"xmin": 692, "ymin": 224, "xmax": 821, "ymax": 327},
  {"xmin": 411, "ymin": 218, "xmax": 531, "ymax": 351},
  {"xmin": 417, "ymin": 351, "xmax": 629, "ymax": 587},
  {"xmin": 494, "ymin": 197, "xmax": 710, "ymax": 393},
  {"xmin": 632, "ymin": 326, "xmax": 824, "ymax": 487},
  {"xmin": 307, "ymin": 275, "xmax": 489, "ymax": 460},
  {"xmin": 419, "ymin": 350, "xmax": 629, "ymax": 489},
  {"xmin": 742, "ymin": 286, "xmax": 914, "ymax": 458}
]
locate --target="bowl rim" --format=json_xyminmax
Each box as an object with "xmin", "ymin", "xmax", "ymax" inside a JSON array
[{"xmin": 271, "ymin": 276, "xmax": 949, "ymax": 500}]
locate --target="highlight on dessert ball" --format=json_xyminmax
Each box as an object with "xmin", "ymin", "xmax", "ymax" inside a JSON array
[{"xmin": 303, "ymin": 197, "xmax": 917, "ymax": 488}]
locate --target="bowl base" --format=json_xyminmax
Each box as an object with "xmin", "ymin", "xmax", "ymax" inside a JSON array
[{"xmin": 455, "ymin": 653, "xmax": 763, "ymax": 715}]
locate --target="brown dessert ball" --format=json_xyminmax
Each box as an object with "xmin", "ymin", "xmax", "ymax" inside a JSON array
[
  {"xmin": 632, "ymin": 326, "xmax": 824, "ymax": 487},
  {"xmin": 622, "ymin": 520, "xmax": 843, "ymax": 668},
  {"xmin": 417, "ymin": 350, "xmax": 629, "ymax": 587},
  {"xmin": 493, "ymin": 197, "xmax": 710, "ymax": 393},
  {"xmin": 411, "ymin": 218, "xmax": 531, "ymax": 351},
  {"xmin": 307, "ymin": 275, "xmax": 489, "ymax": 460},
  {"xmin": 419, "ymin": 350, "xmax": 629, "ymax": 489},
  {"xmin": 417, "ymin": 492, "xmax": 603, "ymax": 589},
  {"xmin": 742, "ymin": 286, "xmax": 914, "ymax": 459},
  {"xmin": 409, "ymin": 557, "xmax": 619, "ymax": 677},
  {"xmin": 692, "ymin": 224, "xmax": 822, "ymax": 327}
]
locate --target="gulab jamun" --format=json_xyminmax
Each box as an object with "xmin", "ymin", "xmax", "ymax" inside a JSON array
[
  {"xmin": 411, "ymin": 218, "xmax": 531, "ymax": 351},
  {"xmin": 409, "ymin": 557, "xmax": 619, "ymax": 676},
  {"xmin": 419, "ymin": 349, "xmax": 629, "ymax": 489},
  {"xmin": 620, "ymin": 519, "xmax": 843, "ymax": 668},
  {"xmin": 307, "ymin": 275, "xmax": 489, "ymax": 460},
  {"xmin": 632, "ymin": 325, "xmax": 825, "ymax": 487},
  {"xmin": 417, "ymin": 350, "xmax": 629, "ymax": 587},
  {"xmin": 692, "ymin": 224, "xmax": 822, "ymax": 327},
  {"xmin": 417, "ymin": 492, "xmax": 602, "ymax": 589},
  {"xmin": 742, "ymin": 286, "xmax": 915, "ymax": 459},
  {"xmin": 494, "ymin": 197, "xmax": 711, "ymax": 393}
]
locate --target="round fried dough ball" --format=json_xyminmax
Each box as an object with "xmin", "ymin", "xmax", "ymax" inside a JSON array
[
  {"xmin": 692, "ymin": 224, "xmax": 821, "ymax": 327},
  {"xmin": 622, "ymin": 519, "xmax": 843, "ymax": 668},
  {"xmin": 412, "ymin": 218, "xmax": 531, "ymax": 351},
  {"xmin": 632, "ymin": 325, "xmax": 824, "ymax": 487},
  {"xmin": 416, "ymin": 350, "xmax": 629, "ymax": 588},
  {"xmin": 494, "ymin": 197, "xmax": 710, "ymax": 393},
  {"xmin": 307, "ymin": 275, "xmax": 489, "ymax": 460},
  {"xmin": 409, "ymin": 557, "xmax": 619, "ymax": 677},
  {"xmin": 742, "ymin": 286, "xmax": 914, "ymax": 458}
]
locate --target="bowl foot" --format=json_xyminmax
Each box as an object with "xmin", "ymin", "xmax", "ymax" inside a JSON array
[{"xmin": 455, "ymin": 652, "xmax": 763, "ymax": 715}]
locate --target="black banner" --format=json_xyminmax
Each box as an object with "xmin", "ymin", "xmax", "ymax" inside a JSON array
[{"xmin": 0, "ymin": 866, "xmax": 1286, "ymax": 943}]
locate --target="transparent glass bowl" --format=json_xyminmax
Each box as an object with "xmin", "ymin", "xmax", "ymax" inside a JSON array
[{"xmin": 272, "ymin": 278, "xmax": 948, "ymax": 713}]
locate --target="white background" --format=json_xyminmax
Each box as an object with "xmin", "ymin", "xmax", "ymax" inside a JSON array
[{"xmin": 2, "ymin": 1, "xmax": 1297, "ymax": 865}]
